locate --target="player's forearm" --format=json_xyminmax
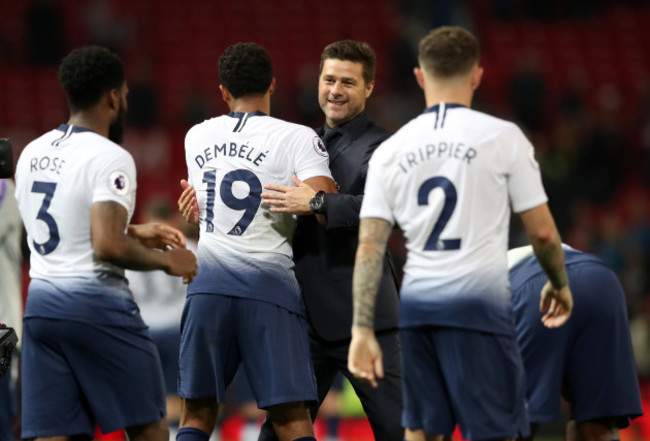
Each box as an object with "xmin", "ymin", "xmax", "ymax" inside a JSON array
[
  {"xmin": 92, "ymin": 201, "xmax": 173, "ymax": 273},
  {"xmin": 531, "ymin": 233, "xmax": 568, "ymax": 289},
  {"xmin": 352, "ymin": 218, "xmax": 392, "ymax": 330},
  {"xmin": 519, "ymin": 203, "xmax": 568, "ymax": 289},
  {"xmin": 97, "ymin": 236, "xmax": 173, "ymax": 272}
]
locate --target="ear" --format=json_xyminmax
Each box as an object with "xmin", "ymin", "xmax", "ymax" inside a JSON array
[
  {"xmin": 219, "ymin": 84, "xmax": 230, "ymax": 103},
  {"xmin": 470, "ymin": 65, "xmax": 483, "ymax": 91},
  {"xmin": 365, "ymin": 80, "xmax": 375, "ymax": 99},
  {"xmin": 108, "ymin": 89, "xmax": 120, "ymax": 112},
  {"xmin": 268, "ymin": 77, "xmax": 276, "ymax": 96},
  {"xmin": 414, "ymin": 67, "xmax": 426, "ymax": 91}
]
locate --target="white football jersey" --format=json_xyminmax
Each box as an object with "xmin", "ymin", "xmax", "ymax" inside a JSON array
[
  {"xmin": 185, "ymin": 111, "xmax": 332, "ymax": 313},
  {"xmin": 361, "ymin": 103, "xmax": 547, "ymax": 335},
  {"xmin": 15, "ymin": 125, "xmax": 136, "ymax": 279}
]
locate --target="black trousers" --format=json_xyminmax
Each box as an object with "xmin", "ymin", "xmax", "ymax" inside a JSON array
[{"xmin": 258, "ymin": 330, "xmax": 403, "ymax": 441}]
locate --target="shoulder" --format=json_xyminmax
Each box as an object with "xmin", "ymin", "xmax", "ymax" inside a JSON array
[
  {"xmin": 267, "ymin": 116, "xmax": 318, "ymax": 137},
  {"xmin": 94, "ymin": 134, "xmax": 133, "ymax": 162},
  {"xmin": 185, "ymin": 116, "xmax": 222, "ymax": 143},
  {"xmin": 465, "ymin": 109, "xmax": 525, "ymax": 139}
]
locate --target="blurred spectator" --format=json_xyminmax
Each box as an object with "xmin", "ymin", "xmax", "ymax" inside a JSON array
[
  {"xmin": 508, "ymin": 53, "xmax": 546, "ymax": 133},
  {"xmin": 24, "ymin": 0, "xmax": 65, "ymax": 66},
  {"xmin": 295, "ymin": 64, "xmax": 321, "ymax": 128},
  {"xmin": 630, "ymin": 296, "xmax": 650, "ymax": 378},
  {"xmin": 182, "ymin": 85, "xmax": 213, "ymax": 127},
  {"xmin": 84, "ymin": 0, "xmax": 130, "ymax": 55},
  {"xmin": 574, "ymin": 103, "xmax": 624, "ymax": 204},
  {"xmin": 127, "ymin": 61, "xmax": 159, "ymax": 129},
  {"xmin": 0, "ymin": 179, "xmax": 23, "ymax": 441}
]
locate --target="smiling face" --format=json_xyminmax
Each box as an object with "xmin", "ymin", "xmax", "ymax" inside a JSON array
[{"xmin": 318, "ymin": 58, "xmax": 374, "ymax": 128}]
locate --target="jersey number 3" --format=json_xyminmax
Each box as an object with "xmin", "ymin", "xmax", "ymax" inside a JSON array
[
  {"xmin": 418, "ymin": 176, "xmax": 461, "ymax": 251},
  {"xmin": 202, "ymin": 169, "xmax": 262, "ymax": 236},
  {"xmin": 31, "ymin": 181, "xmax": 60, "ymax": 255}
]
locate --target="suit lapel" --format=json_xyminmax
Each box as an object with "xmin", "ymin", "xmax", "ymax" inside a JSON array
[{"xmin": 328, "ymin": 132, "xmax": 353, "ymax": 165}]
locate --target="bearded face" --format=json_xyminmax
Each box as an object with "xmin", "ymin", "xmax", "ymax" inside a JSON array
[{"xmin": 108, "ymin": 95, "xmax": 127, "ymax": 144}]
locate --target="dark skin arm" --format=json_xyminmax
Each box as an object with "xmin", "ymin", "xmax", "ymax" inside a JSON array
[{"xmin": 91, "ymin": 200, "xmax": 197, "ymax": 283}]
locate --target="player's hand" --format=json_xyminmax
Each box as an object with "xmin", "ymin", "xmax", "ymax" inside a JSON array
[
  {"xmin": 178, "ymin": 179, "xmax": 199, "ymax": 224},
  {"xmin": 261, "ymin": 175, "xmax": 315, "ymax": 215},
  {"xmin": 163, "ymin": 248, "xmax": 197, "ymax": 284},
  {"xmin": 540, "ymin": 281, "xmax": 573, "ymax": 328},
  {"xmin": 348, "ymin": 326, "xmax": 384, "ymax": 388},
  {"xmin": 128, "ymin": 223, "xmax": 186, "ymax": 250}
]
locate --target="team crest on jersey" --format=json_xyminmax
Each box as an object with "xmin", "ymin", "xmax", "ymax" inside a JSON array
[
  {"xmin": 313, "ymin": 136, "xmax": 328, "ymax": 157},
  {"xmin": 528, "ymin": 146, "xmax": 540, "ymax": 169},
  {"xmin": 108, "ymin": 171, "xmax": 131, "ymax": 196}
]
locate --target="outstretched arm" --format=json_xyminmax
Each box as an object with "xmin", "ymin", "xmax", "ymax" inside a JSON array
[
  {"xmin": 518, "ymin": 203, "xmax": 573, "ymax": 327},
  {"xmin": 261, "ymin": 175, "xmax": 338, "ymax": 216},
  {"xmin": 348, "ymin": 217, "xmax": 392, "ymax": 387},
  {"xmin": 92, "ymin": 200, "xmax": 197, "ymax": 283}
]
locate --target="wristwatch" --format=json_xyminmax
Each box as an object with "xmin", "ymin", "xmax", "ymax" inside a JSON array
[{"xmin": 309, "ymin": 191, "xmax": 326, "ymax": 214}]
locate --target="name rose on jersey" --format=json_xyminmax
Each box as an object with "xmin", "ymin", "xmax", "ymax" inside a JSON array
[
  {"xmin": 194, "ymin": 142, "xmax": 268, "ymax": 169},
  {"xmin": 29, "ymin": 156, "xmax": 66, "ymax": 175},
  {"xmin": 397, "ymin": 141, "xmax": 477, "ymax": 174}
]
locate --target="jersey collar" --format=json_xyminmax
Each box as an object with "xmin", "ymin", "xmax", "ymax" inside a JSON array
[
  {"xmin": 56, "ymin": 124, "xmax": 95, "ymax": 134},
  {"xmin": 227, "ymin": 110, "xmax": 267, "ymax": 118},
  {"xmin": 423, "ymin": 103, "xmax": 467, "ymax": 114}
]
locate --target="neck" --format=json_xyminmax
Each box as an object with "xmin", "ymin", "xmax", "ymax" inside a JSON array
[
  {"xmin": 422, "ymin": 73, "xmax": 474, "ymax": 108},
  {"xmin": 424, "ymin": 86, "xmax": 472, "ymax": 108},
  {"xmin": 229, "ymin": 95, "xmax": 271, "ymax": 115},
  {"xmin": 67, "ymin": 109, "xmax": 110, "ymax": 138}
]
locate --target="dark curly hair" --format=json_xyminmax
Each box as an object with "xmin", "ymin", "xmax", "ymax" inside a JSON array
[
  {"xmin": 58, "ymin": 45, "xmax": 125, "ymax": 111},
  {"xmin": 319, "ymin": 40, "xmax": 376, "ymax": 86},
  {"xmin": 218, "ymin": 42, "xmax": 272, "ymax": 99}
]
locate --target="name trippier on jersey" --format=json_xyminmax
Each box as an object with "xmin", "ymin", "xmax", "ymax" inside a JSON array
[
  {"xmin": 397, "ymin": 141, "xmax": 477, "ymax": 174},
  {"xmin": 29, "ymin": 156, "xmax": 66, "ymax": 175},
  {"xmin": 194, "ymin": 142, "xmax": 268, "ymax": 169}
]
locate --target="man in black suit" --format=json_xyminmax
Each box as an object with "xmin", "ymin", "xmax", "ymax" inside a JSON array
[{"xmin": 259, "ymin": 40, "xmax": 403, "ymax": 441}]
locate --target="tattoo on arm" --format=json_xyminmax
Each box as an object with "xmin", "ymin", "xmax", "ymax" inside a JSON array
[
  {"xmin": 534, "ymin": 237, "xmax": 568, "ymax": 289},
  {"xmin": 352, "ymin": 218, "xmax": 393, "ymax": 329}
]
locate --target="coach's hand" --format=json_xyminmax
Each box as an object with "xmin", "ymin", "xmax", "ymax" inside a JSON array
[
  {"xmin": 262, "ymin": 175, "xmax": 315, "ymax": 215},
  {"xmin": 540, "ymin": 282, "xmax": 573, "ymax": 328},
  {"xmin": 178, "ymin": 179, "xmax": 199, "ymax": 224},
  {"xmin": 348, "ymin": 326, "xmax": 384, "ymax": 388}
]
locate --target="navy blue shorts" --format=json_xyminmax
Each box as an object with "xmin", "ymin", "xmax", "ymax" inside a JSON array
[
  {"xmin": 178, "ymin": 294, "xmax": 317, "ymax": 409},
  {"xmin": 21, "ymin": 318, "xmax": 166, "ymax": 439},
  {"xmin": 513, "ymin": 261, "xmax": 643, "ymax": 426},
  {"xmin": 149, "ymin": 327, "xmax": 181, "ymax": 395},
  {"xmin": 400, "ymin": 326, "xmax": 529, "ymax": 440}
]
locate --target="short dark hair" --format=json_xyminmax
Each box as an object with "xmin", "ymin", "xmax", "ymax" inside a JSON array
[
  {"xmin": 219, "ymin": 42, "xmax": 273, "ymax": 99},
  {"xmin": 418, "ymin": 26, "xmax": 480, "ymax": 78},
  {"xmin": 319, "ymin": 40, "xmax": 376, "ymax": 85},
  {"xmin": 58, "ymin": 46, "xmax": 125, "ymax": 111}
]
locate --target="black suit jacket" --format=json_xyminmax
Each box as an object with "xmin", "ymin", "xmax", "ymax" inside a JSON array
[{"xmin": 293, "ymin": 112, "xmax": 400, "ymax": 342}]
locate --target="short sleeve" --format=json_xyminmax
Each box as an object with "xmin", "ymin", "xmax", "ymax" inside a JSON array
[
  {"xmin": 291, "ymin": 128, "xmax": 333, "ymax": 182},
  {"xmin": 507, "ymin": 126, "xmax": 548, "ymax": 213},
  {"xmin": 92, "ymin": 149, "xmax": 137, "ymax": 218},
  {"xmin": 359, "ymin": 154, "xmax": 395, "ymax": 225}
]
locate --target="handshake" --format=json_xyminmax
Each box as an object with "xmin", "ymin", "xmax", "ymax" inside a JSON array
[{"xmin": 0, "ymin": 323, "xmax": 17, "ymax": 378}]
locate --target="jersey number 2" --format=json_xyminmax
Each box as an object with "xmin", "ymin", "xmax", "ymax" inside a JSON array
[
  {"xmin": 418, "ymin": 176, "xmax": 461, "ymax": 251},
  {"xmin": 31, "ymin": 181, "xmax": 60, "ymax": 255},
  {"xmin": 202, "ymin": 169, "xmax": 262, "ymax": 236}
]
